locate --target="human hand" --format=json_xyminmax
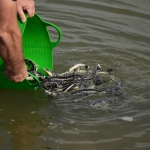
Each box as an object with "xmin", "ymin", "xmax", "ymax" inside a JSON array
[
  {"xmin": 17, "ymin": 0, "xmax": 35, "ymax": 22},
  {"xmin": 3, "ymin": 65, "xmax": 28, "ymax": 82}
]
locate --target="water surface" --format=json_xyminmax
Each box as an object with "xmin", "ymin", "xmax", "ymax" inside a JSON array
[{"xmin": 0, "ymin": 0, "xmax": 150, "ymax": 149}]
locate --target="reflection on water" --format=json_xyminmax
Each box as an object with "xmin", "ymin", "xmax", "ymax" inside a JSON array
[{"xmin": 0, "ymin": 0, "xmax": 150, "ymax": 149}]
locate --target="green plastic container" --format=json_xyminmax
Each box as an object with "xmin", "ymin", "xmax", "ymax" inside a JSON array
[{"xmin": 0, "ymin": 13, "xmax": 62, "ymax": 89}]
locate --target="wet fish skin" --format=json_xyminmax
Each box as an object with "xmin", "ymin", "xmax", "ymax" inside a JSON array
[
  {"xmin": 93, "ymin": 76, "xmax": 104, "ymax": 85},
  {"xmin": 90, "ymin": 99, "xmax": 110, "ymax": 108}
]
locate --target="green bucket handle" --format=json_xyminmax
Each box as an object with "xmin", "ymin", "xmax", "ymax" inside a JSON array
[
  {"xmin": 18, "ymin": 13, "xmax": 62, "ymax": 49},
  {"xmin": 42, "ymin": 21, "xmax": 62, "ymax": 49},
  {"xmin": 26, "ymin": 72, "xmax": 40, "ymax": 86}
]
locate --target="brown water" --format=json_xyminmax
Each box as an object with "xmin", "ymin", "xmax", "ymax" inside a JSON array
[{"xmin": 0, "ymin": 0, "xmax": 150, "ymax": 149}]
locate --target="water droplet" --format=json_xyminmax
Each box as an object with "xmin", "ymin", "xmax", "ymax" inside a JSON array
[
  {"xmin": 70, "ymin": 121, "xmax": 75, "ymax": 124},
  {"xmin": 71, "ymin": 48, "xmax": 77, "ymax": 51},
  {"xmin": 49, "ymin": 122, "xmax": 54, "ymax": 126},
  {"xmin": 74, "ymin": 100, "xmax": 78, "ymax": 102},
  {"xmin": 31, "ymin": 111, "xmax": 35, "ymax": 114},
  {"xmin": 73, "ymin": 128, "xmax": 78, "ymax": 131},
  {"xmin": 57, "ymin": 147, "xmax": 59, "ymax": 150}
]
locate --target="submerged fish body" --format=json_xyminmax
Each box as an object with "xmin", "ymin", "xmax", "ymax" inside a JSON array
[
  {"xmin": 90, "ymin": 99, "xmax": 110, "ymax": 109},
  {"xmin": 93, "ymin": 76, "xmax": 104, "ymax": 85}
]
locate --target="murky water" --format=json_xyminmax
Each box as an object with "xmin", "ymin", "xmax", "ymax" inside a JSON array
[{"xmin": 1, "ymin": 0, "xmax": 150, "ymax": 149}]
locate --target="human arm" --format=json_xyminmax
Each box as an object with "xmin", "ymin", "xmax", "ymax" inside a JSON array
[{"xmin": 0, "ymin": 0, "xmax": 28, "ymax": 82}]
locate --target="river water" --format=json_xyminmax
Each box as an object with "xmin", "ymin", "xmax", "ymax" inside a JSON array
[{"xmin": 0, "ymin": 0, "xmax": 150, "ymax": 149}]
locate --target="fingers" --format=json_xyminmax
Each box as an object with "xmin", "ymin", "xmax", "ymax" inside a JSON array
[
  {"xmin": 17, "ymin": 0, "xmax": 35, "ymax": 22},
  {"xmin": 25, "ymin": 0, "xmax": 35, "ymax": 18},
  {"xmin": 26, "ymin": 4, "xmax": 35, "ymax": 18},
  {"xmin": 3, "ymin": 69, "xmax": 28, "ymax": 82},
  {"xmin": 17, "ymin": 8, "xmax": 26, "ymax": 22}
]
